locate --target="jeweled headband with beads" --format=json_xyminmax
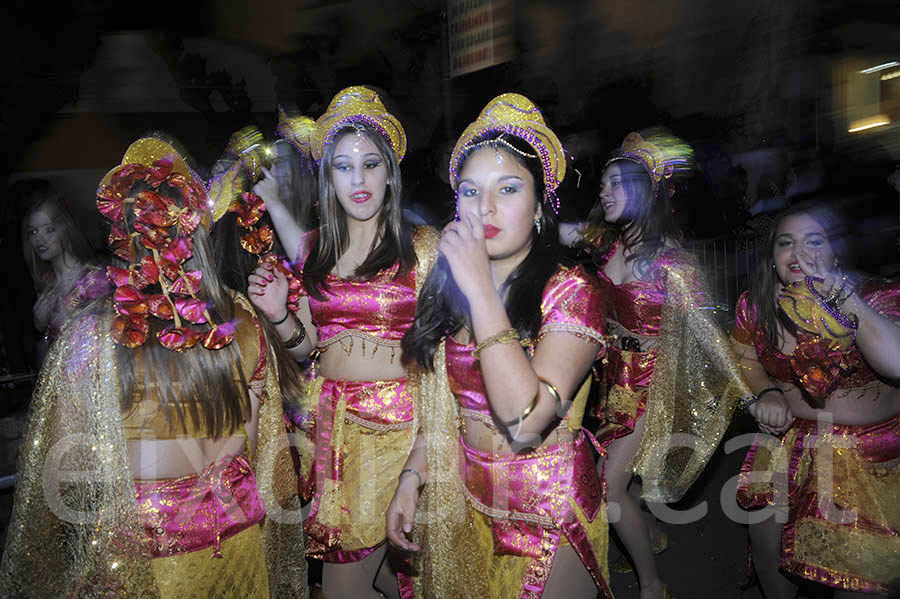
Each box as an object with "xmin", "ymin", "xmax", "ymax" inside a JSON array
[
  {"xmin": 606, "ymin": 127, "xmax": 694, "ymax": 190},
  {"xmin": 450, "ymin": 93, "xmax": 566, "ymax": 213},
  {"xmin": 312, "ymin": 86, "xmax": 407, "ymax": 162}
]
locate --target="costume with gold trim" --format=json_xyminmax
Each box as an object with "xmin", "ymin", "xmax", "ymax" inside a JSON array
[
  {"xmin": 291, "ymin": 226, "xmax": 438, "ymax": 562},
  {"xmin": 733, "ymin": 282, "xmax": 900, "ymax": 594}
]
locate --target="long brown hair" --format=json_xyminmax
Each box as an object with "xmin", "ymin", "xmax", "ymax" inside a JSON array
[
  {"xmin": 587, "ymin": 159, "xmax": 681, "ymax": 277},
  {"xmin": 748, "ymin": 200, "xmax": 854, "ymax": 350},
  {"xmin": 302, "ymin": 124, "xmax": 414, "ymax": 300},
  {"xmin": 114, "ymin": 179, "xmax": 248, "ymax": 440},
  {"xmin": 21, "ymin": 183, "xmax": 94, "ymax": 290}
]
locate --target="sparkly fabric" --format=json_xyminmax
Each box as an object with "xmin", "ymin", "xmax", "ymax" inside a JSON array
[
  {"xmin": 312, "ymin": 86, "xmax": 407, "ymax": 162},
  {"xmin": 303, "ymin": 377, "xmax": 414, "ymax": 561},
  {"xmin": 462, "ymin": 435, "xmax": 613, "ymax": 599},
  {"xmin": 449, "ymin": 93, "xmax": 566, "ymax": 212},
  {"xmin": 596, "ymin": 244, "xmax": 749, "ymax": 502},
  {"xmin": 732, "ymin": 281, "xmax": 900, "ymax": 400},
  {"xmin": 737, "ymin": 415, "xmax": 900, "ymax": 593},
  {"xmin": 289, "ymin": 227, "xmax": 438, "ymax": 565},
  {"xmin": 446, "ymin": 264, "xmax": 606, "ymax": 416},
  {"xmin": 150, "ymin": 525, "xmax": 268, "ymax": 598},
  {"xmin": 294, "ymin": 230, "xmax": 420, "ymax": 349},
  {"xmin": 135, "ymin": 454, "xmax": 265, "ymax": 558},
  {"xmin": 36, "ymin": 264, "xmax": 111, "ymax": 342},
  {"xmin": 0, "ymin": 295, "xmax": 308, "ymax": 598},
  {"xmin": 410, "ymin": 263, "xmax": 610, "ymax": 598}
]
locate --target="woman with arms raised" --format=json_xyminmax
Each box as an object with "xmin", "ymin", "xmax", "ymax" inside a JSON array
[
  {"xmin": 248, "ymin": 87, "xmax": 436, "ymax": 599},
  {"xmin": 387, "ymin": 93, "xmax": 612, "ymax": 599}
]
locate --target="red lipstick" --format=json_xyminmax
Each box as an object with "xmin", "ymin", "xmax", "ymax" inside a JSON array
[
  {"xmin": 483, "ymin": 224, "xmax": 501, "ymax": 239},
  {"xmin": 351, "ymin": 191, "xmax": 371, "ymax": 204}
]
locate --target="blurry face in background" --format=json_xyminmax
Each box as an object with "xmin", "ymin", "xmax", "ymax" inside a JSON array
[
  {"xmin": 26, "ymin": 209, "xmax": 63, "ymax": 264},
  {"xmin": 456, "ymin": 147, "xmax": 540, "ymax": 263},
  {"xmin": 772, "ymin": 212, "xmax": 835, "ymax": 286},
  {"xmin": 330, "ymin": 131, "xmax": 389, "ymax": 224},
  {"xmin": 598, "ymin": 162, "xmax": 628, "ymax": 223}
]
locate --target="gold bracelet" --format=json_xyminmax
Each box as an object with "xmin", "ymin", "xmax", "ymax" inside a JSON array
[
  {"xmin": 501, "ymin": 386, "xmax": 540, "ymax": 430},
  {"xmin": 472, "ymin": 327, "xmax": 519, "ymax": 360},
  {"xmin": 284, "ymin": 312, "xmax": 307, "ymax": 349}
]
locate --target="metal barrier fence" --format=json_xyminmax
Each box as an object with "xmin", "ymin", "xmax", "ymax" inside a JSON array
[{"xmin": 684, "ymin": 235, "xmax": 762, "ymax": 325}]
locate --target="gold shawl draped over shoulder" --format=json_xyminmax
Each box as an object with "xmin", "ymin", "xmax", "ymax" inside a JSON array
[
  {"xmin": 0, "ymin": 295, "xmax": 307, "ymax": 598},
  {"xmin": 406, "ymin": 227, "xmax": 491, "ymax": 599},
  {"xmin": 631, "ymin": 251, "xmax": 750, "ymax": 503}
]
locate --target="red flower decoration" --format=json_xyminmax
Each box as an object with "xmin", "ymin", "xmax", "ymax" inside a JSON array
[
  {"xmin": 230, "ymin": 192, "xmax": 266, "ymax": 227},
  {"xmin": 107, "ymin": 265, "xmax": 131, "ymax": 288},
  {"xmin": 113, "ymin": 285, "xmax": 148, "ymax": 315},
  {"xmin": 174, "ymin": 297, "xmax": 208, "ymax": 324},
  {"xmin": 97, "ymin": 192, "xmax": 123, "ymax": 222},
  {"xmin": 134, "ymin": 190, "xmax": 178, "ymax": 228},
  {"xmin": 107, "ymin": 224, "xmax": 130, "ymax": 260},
  {"xmin": 157, "ymin": 325, "xmax": 202, "ymax": 352},
  {"xmin": 146, "ymin": 294, "xmax": 175, "ymax": 320},
  {"xmin": 111, "ymin": 313, "xmax": 149, "ymax": 348},
  {"xmin": 133, "ymin": 220, "xmax": 171, "ymax": 251},
  {"xmin": 157, "ymin": 237, "xmax": 193, "ymax": 280},
  {"xmin": 240, "ymin": 225, "xmax": 274, "ymax": 255},
  {"xmin": 202, "ymin": 321, "xmax": 236, "ymax": 350},
  {"xmin": 790, "ymin": 335, "xmax": 847, "ymax": 401},
  {"xmin": 169, "ymin": 270, "xmax": 202, "ymax": 295}
]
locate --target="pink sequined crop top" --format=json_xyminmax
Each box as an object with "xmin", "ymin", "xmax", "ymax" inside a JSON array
[
  {"xmin": 732, "ymin": 282, "xmax": 900, "ymax": 392},
  {"xmin": 596, "ymin": 240, "xmax": 694, "ymax": 337},
  {"xmin": 446, "ymin": 264, "xmax": 606, "ymax": 416},
  {"xmin": 295, "ymin": 230, "xmax": 418, "ymax": 349}
]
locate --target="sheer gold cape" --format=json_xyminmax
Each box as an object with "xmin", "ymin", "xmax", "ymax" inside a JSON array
[
  {"xmin": 630, "ymin": 255, "xmax": 750, "ymax": 503},
  {"xmin": 0, "ymin": 296, "xmax": 307, "ymax": 598}
]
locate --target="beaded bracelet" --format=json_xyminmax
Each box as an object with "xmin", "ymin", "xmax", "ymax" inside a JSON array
[
  {"xmin": 740, "ymin": 392, "xmax": 759, "ymax": 411},
  {"xmin": 806, "ymin": 277, "xmax": 859, "ymax": 332},
  {"xmin": 473, "ymin": 327, "xmax": 524, "ymax": 359}
]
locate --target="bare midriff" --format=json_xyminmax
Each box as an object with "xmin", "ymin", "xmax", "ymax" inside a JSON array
[
  {"xmin": 128, "ymin": 434, "xmax": 250, "ymax": 481},
  {"xmin": 317, "ymin": 330, "xmax": 406, "ymax": 381},
  {"xmin": 780, "ymin": 380, "xmax": 900, "ymax": 426}
]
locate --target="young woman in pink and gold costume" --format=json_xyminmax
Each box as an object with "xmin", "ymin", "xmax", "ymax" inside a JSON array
[
  {"xmin": 733, "ymin": 201, "xmax": 900, "ymax": 598},
  {"xmin": 0, "ymin": 137, "xmax": 305, "ymax": 598},
  {"xmin": 386, "ymin": 93, "xmax": 613, "ymax": 599},
  {"xmin": 248, "ymin": 86, "xmax": 437, "ymax": 599},
  {"xmin": 578, "ymin": 129, "xmax": 747, "ymax": 599}
]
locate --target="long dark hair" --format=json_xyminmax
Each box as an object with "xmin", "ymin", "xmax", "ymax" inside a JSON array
[
  {"xmin": 749, "ymin": 200, "xmax": 855, "ymax": 349},
  {"xmin": 303, "ymin": 124, "xmax": 414, "ymax": 300},
  {"xmin": 587, "ymin": 158, "xmax": 681, "ymax": 277},
  {"xmin": 21, "ymin": 183, "xmax": 95, "ymax": 290},
  {"xmin": 113, "ymin": 179, "xmax": 248, "ymax": 440},
  {"xmin": 403, "ymin": 134, "xmax": 562, "ymax": 370}
]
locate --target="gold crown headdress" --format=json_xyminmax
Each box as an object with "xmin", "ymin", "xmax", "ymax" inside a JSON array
[
  {"xmin": 276, "ymin": 106, "xmax": 316, "ymax": 157},
  {"xmin": 206, "ymin": 127, "xmax": 304, "ymax": 314},
  {"xmin": 607, "ymin": 127, "xmax": 695, "ymax": 191},
  {"xmin": 97, "ymin": 136, "xmax": 236, "ymax": 352},
  {"xmin": 312, "ymin": 86, "xmax": 407, "ymax": 162},
  {"xmin": 449, "ymin": 93, "xmax": 566, "ymax": 213}
]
